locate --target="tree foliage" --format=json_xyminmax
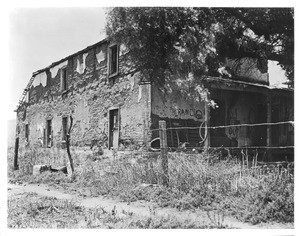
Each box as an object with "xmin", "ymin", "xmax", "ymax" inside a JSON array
[
  {"xmin": 215, "ymin": 8, "xmax": 294, "ymax": 84},
  {"xmin": 106, "ymin": 7, "xmax": 294, "ymax": 88}
]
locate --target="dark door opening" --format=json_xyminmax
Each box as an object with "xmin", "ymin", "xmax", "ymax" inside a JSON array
[
  {"xmin": 109, "ymin": 109, "xmax": 119, "ymax": 149},
  {"xmin": 47, "ymin": 119, "xmax": 52, "ymax": 147}
]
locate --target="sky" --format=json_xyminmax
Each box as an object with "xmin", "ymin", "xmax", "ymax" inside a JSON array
[
  {"xmin": 8, "ymin": 8, "xmax": 107, "ymax": 120},
  {"xmin": 6, "ymin": 7, "xmax": 289, "ymax": 121}
]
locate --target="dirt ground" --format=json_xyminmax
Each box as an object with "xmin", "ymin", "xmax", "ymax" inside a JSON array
[{"xmin": 7, "ymin": 182, "xmax": 294, "ymax": 229}]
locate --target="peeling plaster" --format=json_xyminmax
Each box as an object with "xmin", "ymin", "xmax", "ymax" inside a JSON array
[
  {"xmin": 120, "ymin": 44, "xmax": 128, "ymax": 56},
  {"xmin": 96, "ymin": 50, "xmax": 105, "ymax": 64},
  {"xmin": 129, "ymin": 75, "xmax": 135, "ymax": 90},
  {"xmin": 32, "ymin": 72, "xmax": 47, "ymax": 87},
  {"xmin": 76, "ymin": 53, "xmax": 88, "ymax": 74},
  {"xmin": 152, "ymin": 86, "xmax": 205, "ymax": 120},
  {"xmin": 50, "ymin": 61, "xmax": 68, "ymax": 78},
  {"xmin": 25, "ymin": 92, "xmax": 29, "ymax": 103},
  {"xmin": 138, "ymin": 85, "xmax": 142, "ymax": 102},
  {"xmin": 36, "ymin": 124, "xmax": 44, "ymax": 134},
  {"xmin": 74, "ymin": 98, "xmax": 89, "ymax": 133}
]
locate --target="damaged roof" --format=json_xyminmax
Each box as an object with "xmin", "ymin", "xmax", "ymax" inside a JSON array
[
  {"xmin": 203, "ymin": 76, "xmax": 294, "ymax": 94},
  {"xmin": 33, "ymin": 38, "xmax": 108, "ymax": 76}
]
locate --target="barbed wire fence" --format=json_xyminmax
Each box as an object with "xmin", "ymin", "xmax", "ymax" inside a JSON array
[{"xmin": 147, "ymin": 120, "xmax": 294, "ymax": 186}]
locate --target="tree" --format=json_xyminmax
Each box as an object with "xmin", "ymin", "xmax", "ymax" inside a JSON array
[
  {"xmin": 214, "ymin": 8, "xmax": 294, "ymax": 85},
  {"xmin": 106, "ymin": 7, "xmax": 294, "ymax": 88}
]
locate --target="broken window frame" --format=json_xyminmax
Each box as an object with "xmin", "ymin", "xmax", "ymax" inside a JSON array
[{"xmin": 108, "ymin": 44, "xmax": 119, "ymax": 77}]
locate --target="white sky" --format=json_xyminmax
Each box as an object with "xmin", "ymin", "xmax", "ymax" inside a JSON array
[
  {"xmin": 5, "ymin": 6, "xmax": 290, "ymax": 121},
  {"xmin": 7, "ymin": 8, "xmax": 107, "ymax": 120}
]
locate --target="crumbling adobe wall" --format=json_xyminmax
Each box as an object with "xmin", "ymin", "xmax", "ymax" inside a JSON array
[
  {"xmin": 151, "ymin": 86, "xmax": 206, "ymax": 121},
  {"xmin": 16, "ymin": 41, "xmax": 151, "ymax": 150},
  {"xmin": 151, "ymin": 86, "xmax": 206, "ymax": 147}
]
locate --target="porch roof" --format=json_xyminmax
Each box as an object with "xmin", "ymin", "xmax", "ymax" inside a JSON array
[{"xmin": 202, "ymin": 76, "xmax": 293, "ymax": 96}]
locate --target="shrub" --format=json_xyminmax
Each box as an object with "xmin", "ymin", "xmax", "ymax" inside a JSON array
[{"xmin": 228, "ymin": 175, "xmax": 294, "ymax": 224}]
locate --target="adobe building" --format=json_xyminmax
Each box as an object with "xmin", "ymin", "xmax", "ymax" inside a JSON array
[{"xmin": 15, "ymin": 39, "xmax": 294, "ymax": 161}]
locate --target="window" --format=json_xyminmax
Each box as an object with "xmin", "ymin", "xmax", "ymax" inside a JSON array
[
  {"xmin": 62, "ymin": 117, "xmax": 68, "ymax": 142},
  {"xmin": 108, "ymin": 45, "xmax": 119, "ymax": 76},
  {"xmin": 61, "ymin": 68, "xmax": 67, "ymax": 91},
  {"xmin": 25, "ymin": 124, "xmax": 29, "ymax": 142}
]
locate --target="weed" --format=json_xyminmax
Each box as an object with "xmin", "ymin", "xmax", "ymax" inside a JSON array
[
  {"xmin": 7, "ymin": 146, "xmax": 294, "ymax": 225},
  {"xmin": 8, "ymin": 193, "xmax": 223, "ymax": 229}
]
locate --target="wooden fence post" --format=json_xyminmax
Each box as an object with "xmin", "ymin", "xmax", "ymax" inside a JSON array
[
  {"xmin": 66, "ymin": 116, "xmax": 74, "ymax": 176},
  {"xmin": 159, "ymin": 120, "xmax": 169, "ymax": 187}
]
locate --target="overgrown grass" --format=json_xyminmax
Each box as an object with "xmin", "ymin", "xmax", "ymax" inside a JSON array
[
  {"xmin": 7, "ymin": 146, "xmax": 294, "ymax": 225},
  {"xmin": 8, "ymin": 193, "xmax": 218, "ymax": 228}
]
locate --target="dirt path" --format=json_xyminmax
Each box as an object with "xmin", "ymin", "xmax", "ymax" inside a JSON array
[{"xmin": 7, "ymin": 183, "xmax": 293, "ymax": 229}]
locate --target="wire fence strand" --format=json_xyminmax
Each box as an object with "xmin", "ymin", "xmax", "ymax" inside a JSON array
[
  {"xmin": 165, "ymin": 121, "xmax": 294, "ymax": 131},
  {"xmin": 168, "ymin": 146, "xmax": 294, "ymax": 150},
  {"xmin": 147, "ymin": 120, "xmax": 294, "ymax": 151}
]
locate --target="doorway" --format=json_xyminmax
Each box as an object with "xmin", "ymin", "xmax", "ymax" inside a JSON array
[
  {"xmin": 109, "ymin": 108, "xmax": 119, "ymax": 149},
  {"xmin": 46, "ymin": 119, "xmax": 52, "ymax": 147}
]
